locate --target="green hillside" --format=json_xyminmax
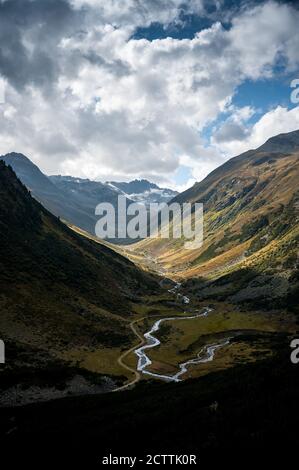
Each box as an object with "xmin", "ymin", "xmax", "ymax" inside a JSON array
[{"xmin": 131, "ymin": 131, "xmax": 299, "ymax": 308}]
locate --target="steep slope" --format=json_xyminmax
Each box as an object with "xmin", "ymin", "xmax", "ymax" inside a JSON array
[
  {"xmin": 49, "ymin": 175, "xmax": 134, "ymax": 215},
  {"xmin": 1, "ymin": 154, "xmax": 134, "ymax": 241},
  {"xmin": 48, "ymin": 174, "xmax": 136, "ymax": 244},
  {"xmin": 1, "ymin": 154, "xmax": 176, "ymax": 244},
  {"xmin": 0, "ymin": 152, "xmax": 59, "ymax": 194},
  {"xmin": 131, "ymin": 130, "xmax": 299, "ymax": 307},
  {"xmin": 1, "ymin": 152, "xmax": 97, "ymax": 235},
  {"xmin": 0, "ymin": 161, "xmax": 158, "ymax": 394}
]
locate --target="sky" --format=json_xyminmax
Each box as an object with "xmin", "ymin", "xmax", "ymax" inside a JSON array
[{"xmin": 0, "ymin": 0, "xmax": 299, "ymax": 191}]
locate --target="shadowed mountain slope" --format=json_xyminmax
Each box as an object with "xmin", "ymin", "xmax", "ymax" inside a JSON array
[
  {"xmin": 0, "ymin": 152, "xmax": 97, "ymax": 234},
  {"xmin": 0, "ymin": 153, "xmax": 135, "ymax": 240},
  {"xmin": 0, "ymin": 161, "xmax": 158, "ymax": 393}
]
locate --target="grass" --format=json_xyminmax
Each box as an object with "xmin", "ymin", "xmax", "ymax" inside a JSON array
[
  {"xmin": 129, "ymin": 150, "xmax": 299, "ymax": 292},
  {"xmin": 61, "ymin": 348, "xmax": 129, "ymax": 378},
  {"xmin": 124, "ymin": 303, "xmax": 297, "ymax": 379}
]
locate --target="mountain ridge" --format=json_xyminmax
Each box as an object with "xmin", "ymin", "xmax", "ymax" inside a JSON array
[
  {"xmin": 1, "ymin": 153, "xmax": 177, "ymax": 239},
  {"xmin": 173, "ymin": 130, "xmax": 299, "ymax": 205},
  {"xmin": 131, "ymin": 129, "xmax": 299, "ymax": 308},
  {"xmin": 106, "ymin": 178, "xmax": 178, "ymax": 206}
]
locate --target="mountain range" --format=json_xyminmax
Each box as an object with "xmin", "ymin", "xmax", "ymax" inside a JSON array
[
  {"xmin": 106, "ymin": 179, "xmax": 178, "ymax": 206},
  {"xmin": 0, "ymin": 153, "xmax": 176, "ymax": 241}
]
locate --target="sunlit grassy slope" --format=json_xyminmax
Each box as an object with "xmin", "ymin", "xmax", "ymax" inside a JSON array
[{"xmin": 130, "ymin": 131, "xmax": 299, "ymax": 307}]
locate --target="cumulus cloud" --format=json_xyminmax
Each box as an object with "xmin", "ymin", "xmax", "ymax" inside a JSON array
[
  {"xmin": 70, "ymin": 0, "xmax": 205, "ymax": 28},
  {"xmin": 213, "ymin": 105, "xmax": 255, "ymax": 144},
  {"xmin": 227, "ymin": 1, "xmax": 299, "ymax": 78},
  {"xmin": 0, "ymin": 0, "xmax": 298, "ymax": 186},
  {"xmin": 213, "ymin": 106, "xmax": 299, "ymax": 156},
  {"xmin": 0, "ymin": 0, "xmax": 83, "ymax": 91}
]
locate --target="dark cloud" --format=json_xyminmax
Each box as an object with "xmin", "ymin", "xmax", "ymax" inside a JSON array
[
  {"xmin": 214, "ymin": 121, "xmax": 249, "ymax": 143},
  {"xmin": 83, "ymin": 51, "xmax": 132, "ymax": 77},
  {"xmin": 0, "ymin": 0, "xmax": 82, "ymax": 91}
]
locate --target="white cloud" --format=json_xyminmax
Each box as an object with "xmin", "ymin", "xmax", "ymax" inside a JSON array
[
  {"xmin": 70, "ymin": 0, "xmax": 204, "ymax": 28},
  {"xmin": 0, "ymin": 0, "xmax": 299, "ymax": 188},
  {"xmin": 213, "ymin": 105, "xmax": 255, "ymax": 144},
  {"xmin": 227, "ymin": 1, "xmax": 299, "ymax": 78},
  {"xmin": 212, "ymin": 106, "xmax": 299, "ymax": 157}
]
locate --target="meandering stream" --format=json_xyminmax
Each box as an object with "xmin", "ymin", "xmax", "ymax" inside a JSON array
[
  {"xmin": 134, "ymin": 289, "xmax": 231, "ymax": 382},
  {"xmin": 132, "ymin": 258, "xmax": 231, "ymax": 382}
]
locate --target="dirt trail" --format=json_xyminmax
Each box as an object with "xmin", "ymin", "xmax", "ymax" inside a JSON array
[{"xmin": 113, "ymin": 318, "xmax": 146, "ymax": 392}]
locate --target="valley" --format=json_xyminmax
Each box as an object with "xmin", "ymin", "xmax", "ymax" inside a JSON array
[
  {"xmin": 116, "ymin": 276, "xmax": 297, "ymax": 386},
  {"xmin": 1, "ymin": 0, "xmax": 299, "ymax": 463},
  {"xmin": 1, "ymin": 131, "xmax": 299, "ymax": 403},
  {"xmin": 1, "ymin": 130, "xmax": 299, "ymax": 466}
]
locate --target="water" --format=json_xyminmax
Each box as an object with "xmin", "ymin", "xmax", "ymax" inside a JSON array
[{"xmin": 134, "ymin": 307, "xmax": 230, "ymax": 382}]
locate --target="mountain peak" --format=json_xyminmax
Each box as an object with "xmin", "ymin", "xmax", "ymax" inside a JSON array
[
  {"xmin": 1, "ymin": 152, "xmax": 34, "ymax": 165},
  {"xmin": 106, "ymin": 179, "xmax": 159, "ymax": 194},
  {"xmin": 106, "ymin": 179, "xmax": 178, "ymax": 206},
  {"xmin": 50, "ymin": 175, "xmax": 93, "ymax": 184},
  {"xmin": 1, "ymin": 151, "xmax": 57, "ymax": 195},
  {"xmin": 257, "ymin": 129, "xmax": 299, "ymax": 153}
]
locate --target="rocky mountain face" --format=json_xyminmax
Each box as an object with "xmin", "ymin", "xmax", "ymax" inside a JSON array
[
  {"xmin": 48, "ymin": 174, "xmax": 136, "ymax": 243},
  {"xmin": 106, "ymin": 179, "xmax": 178, "ymax": 206},
  {"xmin": 48, "ymin": 175, "xmax": 131, "ymax": 210},
  {"xmin": 133, "ymin": 130, "xmax": 299, "ymax": 309}
]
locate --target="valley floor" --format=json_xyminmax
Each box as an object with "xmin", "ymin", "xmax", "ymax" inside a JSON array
[
  {"xmin": 108, "ymin": 251, "xmax": 298, "ymax": 388},
  {"xmin": 1, "ymin": 244, "xmax": 297, "ymax": 405},
  {"xmin": 1, "ymin": 344, "xmax": 298, "ymax": 469}
]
